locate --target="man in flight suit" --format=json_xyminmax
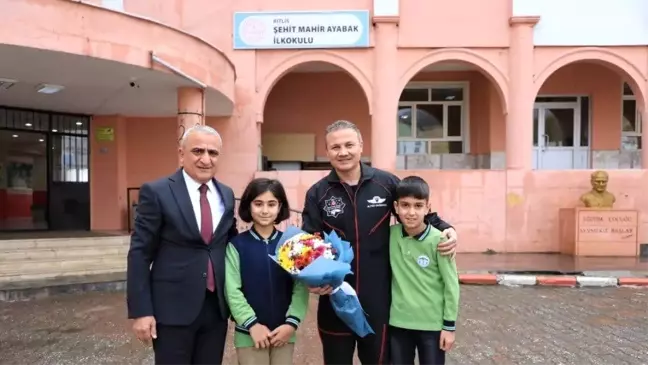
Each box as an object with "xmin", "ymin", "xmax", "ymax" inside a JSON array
[{"xmin": 302, "ymin": 120, "xmax": 458, "ymax": 365}]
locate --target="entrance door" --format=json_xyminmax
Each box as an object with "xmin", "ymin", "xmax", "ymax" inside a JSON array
[
  {"xmin": 0, "ymin": 107, "xmax": 90, "ymax": 231},
  {"xmin": 533, "ymin": 102, "xmax": 589, "ymax": 169}
]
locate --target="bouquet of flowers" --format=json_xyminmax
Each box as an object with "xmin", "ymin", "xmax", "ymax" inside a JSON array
[
  {"xmin": 275, "ymin": 232, "xmax": 337, "ymax": 274},
  {"xmin": 270, "ymin": 225, "xmax": 374, "ymax": 338}
]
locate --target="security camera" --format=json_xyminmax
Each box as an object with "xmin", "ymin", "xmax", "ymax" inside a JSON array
[{"xmin": 129, "ymin": 77, "xmax": 140, "ymax": 88}]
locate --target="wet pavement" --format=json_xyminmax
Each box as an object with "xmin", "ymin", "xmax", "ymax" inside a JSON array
[{"xmin": 1, "ymin": 286, "xmax": 647, "ymax": 365}]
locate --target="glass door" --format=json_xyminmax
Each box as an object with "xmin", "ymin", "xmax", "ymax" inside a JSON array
[{"xmin": 534, "ymin": 103, "xmax": 586, "ymax": 169}]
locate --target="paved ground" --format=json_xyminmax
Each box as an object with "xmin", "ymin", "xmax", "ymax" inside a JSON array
[{"xmin": 0, "ymin": 286, "xmax": 647, "ymax": 365}]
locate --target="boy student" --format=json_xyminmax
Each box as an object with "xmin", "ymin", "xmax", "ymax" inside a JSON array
[{"xmin": 389, "ymin": 176, "xmax": 460, "ymax": 365}]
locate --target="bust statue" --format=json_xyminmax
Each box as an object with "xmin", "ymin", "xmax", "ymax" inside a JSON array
[{"xmin": 580, "ymin": 170, "xmax": 615, "ymax": 208}]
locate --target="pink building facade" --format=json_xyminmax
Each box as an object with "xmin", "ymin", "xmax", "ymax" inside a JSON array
[{"xmin": 1, "ymin": 0, "xmax": 648, "ymax": 253}]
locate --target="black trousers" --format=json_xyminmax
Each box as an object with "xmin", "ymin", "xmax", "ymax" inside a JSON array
[
  {"xmin": 152, "ymin": 291, "xmax": 228, "ymax": 365},
  {"xmin": 319, "ymin": 324, "xmax": 389, "ymax": 365},
  {"xmin": 389, "ymin": 326, "xmax": 445, "ymax": 365}
]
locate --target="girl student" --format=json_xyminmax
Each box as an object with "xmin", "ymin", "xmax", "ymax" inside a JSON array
[{"xmin": 225, "ymin": 178, "xmax": 309, "ymax": 365}]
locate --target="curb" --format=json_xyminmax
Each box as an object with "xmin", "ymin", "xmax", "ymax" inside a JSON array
[{"xmin": 458, "ymin": 274, "xmax": 648, "ymax": 288}]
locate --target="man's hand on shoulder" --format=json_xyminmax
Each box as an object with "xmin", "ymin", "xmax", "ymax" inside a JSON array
[
  {"xmin": 438, "ymin": 228, "xmax": 458, "ymax": 257},
  {"xmin": 132, "ymin": 316, "xmax": 157, "ymax": 345}
]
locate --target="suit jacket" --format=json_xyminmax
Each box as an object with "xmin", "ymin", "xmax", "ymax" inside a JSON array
[{"xmin": 126, "ymin": 169, "xmax": 238, "ymax": 326}]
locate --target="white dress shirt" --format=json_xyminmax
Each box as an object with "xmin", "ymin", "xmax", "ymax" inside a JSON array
[{"xmin": 182, "ymin": 170, "xmax": 224, "ymax": 233}]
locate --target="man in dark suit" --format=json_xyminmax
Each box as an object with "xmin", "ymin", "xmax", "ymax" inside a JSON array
[{"xmin": 127, "ymin": 124, "xmax": 238, "ymax": 365}]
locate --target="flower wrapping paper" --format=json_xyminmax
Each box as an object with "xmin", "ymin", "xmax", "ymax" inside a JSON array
[{"xmin": 269, "ymin": 225, "xmax": 374, "ymax": 337}]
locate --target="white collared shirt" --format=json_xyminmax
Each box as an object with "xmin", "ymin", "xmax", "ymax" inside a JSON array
[{"xmin": 182, "ymin": 169, "xmax": 224, "ymax": 233}]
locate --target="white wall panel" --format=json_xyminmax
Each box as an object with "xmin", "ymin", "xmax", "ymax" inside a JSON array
[
  {"xmin": 373, "ymin": 0, "xmax": 399, "ymax": 17},
  {"xmin": 102, "ymin": 0, "xmax": 124, "ymax": 12},
  {"xmin": 513, "ymin": 0, "xmax": 648, "ymax": 46}
]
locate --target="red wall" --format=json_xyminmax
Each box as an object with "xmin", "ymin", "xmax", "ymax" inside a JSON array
[{"xmin": 0, "ymin": 189, "xmax": 33, "ymax": 218}]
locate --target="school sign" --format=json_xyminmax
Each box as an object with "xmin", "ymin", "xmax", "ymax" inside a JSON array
[{"xmin": 233, "ymin": 10, "xmax": 370, "ymax": 49}]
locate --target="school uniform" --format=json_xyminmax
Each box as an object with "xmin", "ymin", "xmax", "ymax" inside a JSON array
[
  {"xmin": 389, "ymin": 224, "xmax": 460, "ymax": 365},
  {"xmin": 225, "ymin": 228, "xmax": 309, "ymax": 365}
]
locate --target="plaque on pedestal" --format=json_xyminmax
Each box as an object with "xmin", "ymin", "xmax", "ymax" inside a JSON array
[{"xmin": 559, "ymin": 208, "xmax": 639, "ymax": 257}]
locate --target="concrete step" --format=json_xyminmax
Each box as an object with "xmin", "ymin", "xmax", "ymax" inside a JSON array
[
  {"xmin": 0, "ymin": 268, "xmax": 126, "ymax": 290},
  {"xmin": 0, "ymin": 271, "xmax": 127, "ymax": 301},
  {"xmin": 0, "ymin": 236, "xmax": 130, "ymax": 250},
  {"xmin": 0, "ymin": 267, "xmax": 127, "ymax": 287},
  {"xmin": 0, "ymin": 246, "xmax": 129, "ymax": 262},
  {"xmin": 0, "ymin": 235, "xmax": 131, "ymax": 300},
  {"xmin": 0, "ymin": 256, "xmax": 126, "ymax": 276}
]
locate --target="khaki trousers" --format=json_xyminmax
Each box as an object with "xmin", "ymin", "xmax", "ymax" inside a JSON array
[{"xmin": 236, "ymin": 344, "xmax": 295, "ymax": 365}]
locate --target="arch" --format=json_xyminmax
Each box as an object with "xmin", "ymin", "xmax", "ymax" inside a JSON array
[
  {"xmin": 398, "ymin": 48, "xmax": 509, "ymax": 114},
  {"xmin": 256, "ymin": 51, "xmax": 373, "ymax": 117},
  {"xmin": 534, "ymin": 47, "xmax": 647, "ymax": 109},
  {"xmin": 3, "ymin": 0, "xmax": 236, "ymax": 102}
]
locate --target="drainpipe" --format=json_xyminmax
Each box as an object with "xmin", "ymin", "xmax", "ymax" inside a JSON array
[
  {"xmin": 150, "ymin": 51, "xmax": 206, "ymax": 88},
  {"xmin": 150, "ymin": 51, "xmax": 207, "ymax": 123}
]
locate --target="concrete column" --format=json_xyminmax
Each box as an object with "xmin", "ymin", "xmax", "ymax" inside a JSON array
[
  {"xmin": 371, "ymin": 18, "xmax": 399, "ymax": 171},
  {"xmin": 177, "ymin": 87, "xmax": 205, "ymax": 142},
  {"xmin": 256, "ymin": 113, "xmax": 263, "ymax": 171},
  {"xmin": 642, "ymin": 108, "xmax": 648, "ymax": 167},
  {"xmin": 90, "ymin": 116, "xmax": 128, "ymax": 230},
  {"xmin": 507, "ymin": 16, "xmax": 539, "ymax": 170}
]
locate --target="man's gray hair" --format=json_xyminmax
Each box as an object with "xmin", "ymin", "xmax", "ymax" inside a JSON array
[
  {"xmin": 325, "ymin": 120, "xmax": 363, "ymax": 143},
  {"xmin": 180, "ymin": 124, "xmax": 222, "ymax": 147}
]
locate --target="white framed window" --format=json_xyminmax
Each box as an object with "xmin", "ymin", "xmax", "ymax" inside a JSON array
[
  {"xmin": 396, "ymin": 82, "xmax": 469, "ymax": 155},
  {"xmin": 621, "ymin": 82, "xmax": 642, "ymax": 151}
]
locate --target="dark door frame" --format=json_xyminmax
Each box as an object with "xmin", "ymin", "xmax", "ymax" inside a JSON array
[{"xmin": 0, "ymin": 106, "xmax": 91, "ymax": 232}]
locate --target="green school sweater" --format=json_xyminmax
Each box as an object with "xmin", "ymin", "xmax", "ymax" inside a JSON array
[
  {"xmin": 225, "ymin": 244, "xmax": 310, "ymax": 348},
  {"xmin": 389, "ymin": 224, "xmax": 460, "ymax": 332}
]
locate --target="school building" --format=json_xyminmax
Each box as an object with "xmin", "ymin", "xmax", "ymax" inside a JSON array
[{"xmin": 1, "ymin": 0, "xmax": 648, "ymax": 266}]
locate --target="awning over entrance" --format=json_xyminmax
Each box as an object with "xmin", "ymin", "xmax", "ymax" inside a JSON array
[{"xmin": 0, "ymin": 0, "xmax": 236, "ymax": 116}]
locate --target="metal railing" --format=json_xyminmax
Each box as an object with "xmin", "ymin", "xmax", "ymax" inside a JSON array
[{"xmin": 126, "ymin": 187, "xmax": 303, "ymax": 233}]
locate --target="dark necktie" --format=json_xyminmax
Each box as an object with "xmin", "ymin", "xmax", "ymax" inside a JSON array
[{"xmin": 199, "ymin": 184, "xmax": 215, "ymax": 292}]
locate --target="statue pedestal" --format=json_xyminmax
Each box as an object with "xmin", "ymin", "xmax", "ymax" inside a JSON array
[{"xmin": 559, "ymin": 208, "xmax": 639, "ymax": 257}]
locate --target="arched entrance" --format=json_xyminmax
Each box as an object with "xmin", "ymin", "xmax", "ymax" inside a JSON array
[
  {"xmin": 397, "ymin": 49, "xmax": 508, "ymax": 170},
  {"xmin": 533, "ymin": 48, "xmax": 647, "ymax": 170},
  {"xmin": 257, "ymin": 56, "xmax": 371, "ymax": 171}
]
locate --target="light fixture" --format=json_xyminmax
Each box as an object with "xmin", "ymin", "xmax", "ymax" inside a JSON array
[
  {"xmin": 52, "ymin": 129, "xmax": 58, "ymax": 132},
  {"xmin": 75, "ymin": 121, "xmax": 83, "ymax": 126},
  {"xmin": 12, "ymin": 134, "xmax": 18, "ymax": 138},
  {"xmin": 36, "ymin": 83, "xmax": 65, "ymax": 94},
  {"xmin": 25, "ymin": 123, "xmax": 32, "ymax": 127},
  {"xmin": 0, "ymin": 78, "xmax": 17, "ymax": 91},
  {"xmin": 38, "ymin": 139, "xmax": 44, "ymax": 142}
]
